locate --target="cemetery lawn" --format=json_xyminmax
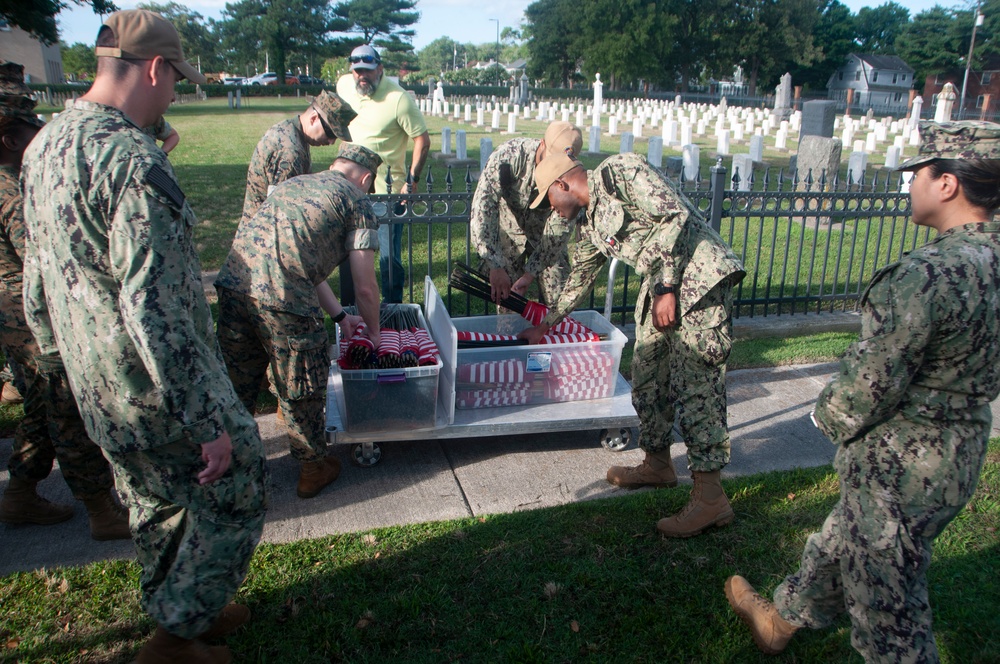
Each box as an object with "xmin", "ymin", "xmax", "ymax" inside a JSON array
[{"xmin": 2, "ymin": 440, "xmax": 997, "ymax": 662}]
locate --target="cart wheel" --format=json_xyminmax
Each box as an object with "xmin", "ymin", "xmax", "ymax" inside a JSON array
[
  {"xmin": 598, "ymin": 427, "xmax": 633, "ymax": 452},
  {"xmin": 351, "ymin": 442, "xmax": 383, "ymax": 467}
]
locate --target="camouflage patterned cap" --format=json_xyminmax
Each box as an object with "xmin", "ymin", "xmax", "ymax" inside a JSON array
[
  {"xmin": 542, "ymin": 121, "xmax": 583, "ymax": 158},
  {"xmin": 897, "ymin": 120, "xmax": 1000, "ymax": 171},
  {"xmin": 312, "ymin": 90, "xmax": 356, "ymax": 142},
  {"xmin": 530, "ymin": 152, "xmax": 583, "ymax": 208},
  {"xmin": 0, "ymin": 62, "xmax": 45, "ymax": 128},
  {"xmin": 337, "ymin": 142, "xmax": 382, "ymax": 174}
]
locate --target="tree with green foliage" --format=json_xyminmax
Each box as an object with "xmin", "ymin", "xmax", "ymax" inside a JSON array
[
  {"xmin": 137, "ymin": 2, "xmax": 220, "ymax": 72},
  {"xmin": 789, "ymin": 0, "xmax": 856, "ymax": 92},
  {"xmin": 895, "ymin": 7, "xmax": 963, "ymax": 92},
  {"xmin": 854, "ymin": 2, "xmax": 910, "ymax": 54},
  {"xmin": 655, "ymin": 0, "xmax": 733, "ymax": 92},
  {"xmin": 332, "ymin": 0, "xmax": 419, "ymax": 72},
  {"xmin": 418, "ymin": 36, "xmax": 460, "ymax": 75},
  {"xmin": 60, "ymin": 41, "xmax": 97, "ymax": 79},
  {"xmin": 218, "ymin": 0, "xmax": 344, "ymax": 84},
  {"xmin": 524, "ymin": 0, "xmax": 582, "ymax": 87},
  {"xmin": 722, "ymin": 0, "xmax": 821, "ymax": 97},
  {"xmin": 0, "ymin": 0, "xmax": 116, "ymax": 45}
]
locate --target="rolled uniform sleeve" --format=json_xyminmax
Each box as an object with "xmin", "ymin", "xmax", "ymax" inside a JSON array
[
  {"xmin": 470, "ymin": 156, "xmax": 507, "ymax": 271},
  {"xmin": 542, "ymin": 237, "xmax": 607, "ymax": 327},
  {"xmin": 814, "ymin": 261, "xmax": 933, "ymax": 446},
  {"xmin": 109, "ymin": 175, "xmax": 232, "ymax": 445},
  {"xmin": 347, "ymin": 197, "xmax": 379, "ymax": 252}
]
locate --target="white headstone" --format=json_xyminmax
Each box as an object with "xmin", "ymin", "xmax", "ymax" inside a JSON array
[
  {"xmin": 491, "ymin": 109, "xmax": 501, "ymax": 129},
  {"xmin": 864, "ymin": 132, "xmax": 876, "ymax": 153},
  {"xmin": 632, "ymin": 117, "xmax": 643, "ymax": 138},
  {"xmin": 480, "ymin": 138, "xmax": 493, "ymax": 171},
  {"xmin": 682, "ymin": 144, "xmax": 700, "ymax": 180},
  {"xmin": 593, "ymin": 73, "xmax": 603, "ymax": 110},
  {"xmin": 588, "ymin": 125, "xmax": 601, "ymax": 153},
  {"xmin": 732, "ymin": 154, "xmax": 754, "ymax": 191},
  {"xmin": 885, "ymin": 146, "xmax": 901, "ymax": 170},
  {"xmin": 665, "ymin": 120, "xmax": 678, "ymax": 145},
  {"xmin": 456, "ymin": 130, "xmax": 467, "ymax": 160},
  {"xmin": 749, "ymin": 135, "xmax": 764, "ymax": 162},
  {"xmin": 680, "ymin": 121, "xmax": 692, "ymax": 146},
  {"xmin": 775, "ymin": 128, "xmax": 787, "ymax": 150},
  {"xmin": 647, "ymin": 136, "xmax": 663, "ymax": 168},
  {"xmin": 848, "ymin": 151, "xmax": 868, "ymax": 182},
  {"xmin": 934, "ymin": 83, "xmax": 956, "ymax": 122},
  {"xmin": 909, "ymin": 97, "xmax": 923, "ymax": 128},
  {"xmin": 507, "ymin": 113, "xmax": 516, "ymax": 133},
  {"xmin": 442, "ymin": 127, "xmax": 452, "ymax": 155},
  {"xmin": 619, "ymin": 132, "xmax": 635, "ymax": 154},
  {"xmin": 464, "ymin": 104, "xmax": 472, "ymax": 122},
  {"xmin": 717, "ymin": 130, "xmax": 730, "ymax": 156},
  {"xmin": 561, "ymin": 108, "xmax": 570, "ymax": 123},
  {"xmin": 609, "ymin": 116, "xmax": 618, "ymax": 136},
  {"xmin": 576, "ymin": 108, "xmax": 585, "ymax": 127},
  {"xmin": 476, "ymin": 108, "xmax": 484, "ymax": 126}
]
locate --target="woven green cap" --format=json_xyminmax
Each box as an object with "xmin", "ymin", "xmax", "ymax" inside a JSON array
[{"xmin": 897, "ymin": 120, "xmax": 1000, "ymax": 171}]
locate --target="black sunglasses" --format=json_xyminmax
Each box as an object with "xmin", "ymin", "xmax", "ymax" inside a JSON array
[
  {"xmin": 349, "ymin": 55, "xmax": 380, "ymax": 65},
  {"xmin": 313, "ymin": 107, "xmax": 335, "ymax": 140}
]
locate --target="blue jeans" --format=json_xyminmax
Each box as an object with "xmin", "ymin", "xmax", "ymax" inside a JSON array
[
  {"xmin": 338, "ymin": 221, "xmax": 406, "ymax": 305},
  {"xmin": 379, "ymin": 221, "xmax": 405, "ymax": 303}
]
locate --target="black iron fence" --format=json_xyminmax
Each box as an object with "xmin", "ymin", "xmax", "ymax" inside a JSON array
[{"xmin": 365, "ymin": 161, "xmax": 923, "ymax": 324}]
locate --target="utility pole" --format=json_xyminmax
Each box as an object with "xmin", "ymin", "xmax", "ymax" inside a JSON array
[
  {"xmin": 960, "ymin": 1, "xmax": 985, "ymax": 119},
  {"xmin": 489, "ymin": 18, "xmax": 500, "ymax": 86}
]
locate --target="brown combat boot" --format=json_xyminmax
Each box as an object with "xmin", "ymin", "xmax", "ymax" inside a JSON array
[
  {"xmin": 199, "ymin": 603, "xmax": 250, "ymax": 640},
  {"xmin": 1, "ymin": 382, "xmax": 23, "ymax": 404},
  {"xmin": 135, "ymin": 625, "xmax": 231, "ymax": 664},
  {"xmin": 297, "ymin": 457, "xmax": 342, "ymax": 499},
  {"xmin": 724, "ymin": 575, "xmax": 798, "ymax": 655},
  {"xmin": 656, "ymin": 470, "xmax": 734, "ymax": 537},
  {"xmin": 606, "ymin": 450, "xmax": 678, "ymax": 489},
  {"xmin": 0, "ymin": 477, "xmax": 74, "ymax": 525},
  {"xmin": 82, "ymin": 491, "xmax": 131, "ymax": 541}
]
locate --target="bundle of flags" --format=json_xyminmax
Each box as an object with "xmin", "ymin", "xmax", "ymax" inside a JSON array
[
  {"xmin": 338, "ymin": 305, "xmax": 440, "ymax": 370},
  {"xmin": 455, "ymin": 348, "xmax": 616, "ymax": 410}
]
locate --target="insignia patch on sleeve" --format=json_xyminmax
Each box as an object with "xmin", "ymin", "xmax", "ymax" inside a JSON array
[
  {"xmin": 499, "ymin": 163, "xmax": 513, "ymax": 192},
  {"xmin": 601, "ymin": 167, "xmax": 615, "ymax": 195},
  {"xmin": 145, "ymin": 164, "xmax": 185, "ymax": 208}
]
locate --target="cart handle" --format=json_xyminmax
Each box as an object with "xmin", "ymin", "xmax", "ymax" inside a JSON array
[{"xmin": 603, "ymin": 258, "xmax": 620, "ymax": 321}]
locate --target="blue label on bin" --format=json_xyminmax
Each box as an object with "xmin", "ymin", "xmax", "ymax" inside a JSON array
[{"xmin": 526, "ymin": 352, "xmax": 552, "ymax": 373}]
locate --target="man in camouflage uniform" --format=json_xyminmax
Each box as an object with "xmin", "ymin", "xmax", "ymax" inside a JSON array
[
  {"xmin": 522, "ymin": 152, "xmax": 745, "ymax": 538},
  {"xmin": 21, "ymin": 12, "xmax": 267, "ymax": 662},
  {"xmin": 0, "ymin": 61, "xmax": 129, "ymax": 540},
  {"xmin": 215, "ymin": 143, "xmax": 382, "ymax": 500},
  {"xmin": 470, "ymin": 121, "xmax": 582, "ymax": 305},
  {"xmin": 725, "ymin": 121, "xmax": 1000, "ymax": 662},
  {"xmin": 242, "ymin": 89, "xmax": 356, "ymax": 224}
]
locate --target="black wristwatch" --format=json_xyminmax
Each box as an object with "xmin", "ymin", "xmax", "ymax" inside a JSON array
[
  {"xmin": 332, "ymin": 310, "xmax": 347, "ymax": 324},
  {"xmin": 653, "ymin": 283, "xmax": 676, "ymax": 296}
]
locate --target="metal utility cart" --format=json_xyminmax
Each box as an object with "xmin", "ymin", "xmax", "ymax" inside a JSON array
[{"xmin": 326, "ymin": 275, "xmax": 639, "ymax": 467}]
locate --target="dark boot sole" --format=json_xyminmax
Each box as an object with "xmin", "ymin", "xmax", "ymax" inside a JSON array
[{"xmin": 608, "ymin": 479, "xmax": 679, "ymax": 490}]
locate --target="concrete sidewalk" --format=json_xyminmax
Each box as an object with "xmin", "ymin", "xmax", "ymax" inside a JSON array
[{"xmin": 3, "ymin": 361, "xmax": 999, "ymax": 576}]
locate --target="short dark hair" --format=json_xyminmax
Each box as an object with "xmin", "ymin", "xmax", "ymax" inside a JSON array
[
  {"xmin": 95, "ymin": 25, "xmax": 140, "ymax": 80},
  {"xmin": 928, "ymin": 158, "xmax": 1000, "ymax": 213}
]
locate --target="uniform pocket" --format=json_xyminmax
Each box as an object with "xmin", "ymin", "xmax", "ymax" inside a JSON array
[{"xmin": 281, "ymin": 331, "xmax": 330, "ymax": 401}]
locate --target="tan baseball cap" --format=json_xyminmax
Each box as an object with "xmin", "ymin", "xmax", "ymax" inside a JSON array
[
  {"xmin": 530, "ymin": 153, "xmax": 582, "ymax": 208},
  {"xmin": 542, "ymin": 121, "xmax": 583, "ymax": 158},
  {"xmin": 96, "ymin": 10, "xmax": 207, "ymax": 85},
  {"xmin": 312, "ymin": 90, "xmax": 356, "ymax": 141}
]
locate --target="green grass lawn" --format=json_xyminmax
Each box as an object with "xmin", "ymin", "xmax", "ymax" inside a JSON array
[{"xmin": 2, "ymin": 441, "xmax": 997, "ymax": 663}]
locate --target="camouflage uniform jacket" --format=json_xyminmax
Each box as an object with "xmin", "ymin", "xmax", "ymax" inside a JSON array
[
  {"xmin": 544, "ymin": 153, "xmax": 744, "ymax": 327},
  {"xmin": 470, "ymin": 138, "xmax": 572, "ymax": 278},
  {"xmin": 216, "ymin": 170, "xmax": 378, "ymax": 318},
  {"xmin": 0, "ymin": 164, "xmax": 24, "ymax": 298},
  {"xmin": 241, "ymin": 118, "xmax": 311, "ymax": 222},
  {"xmin": 814, "ymin": 221, "xmax": 1000, "ymax": 507},
  {"xmin": 20, "ymin": 100, "xmax": 241, "ymax": 454}
]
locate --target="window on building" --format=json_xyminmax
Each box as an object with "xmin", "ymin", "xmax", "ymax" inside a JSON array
[
  {"xmin": 839, "ymin": 72, "xmax": 843, "ymax": 81},
  {"xmin": 855, "ymin": 71, "xmax": 861, "ymax": 81},
  {"xmin": 983, "ymin": 72, "xmax": 993, "ymax": 85},
  {"xmin": 977, "ymin": 95, "xmax": 985, "ymax": 109},
  {"xmin": 873, "ymin": 71, "xmax": 879, "ymax": 82},
  {"xmin": 932, "ymin": 93, "xmax": 939, "ymax": 105},
  {"xmin": 894, "ymin": 93, "xmax": 903, "ymax": 102},
  {"xmin": 936, "ymin": 74, "xmax": 943, "ymax": 84},
  {"xmin": 893, "ymin": 73, "xmax": 898, "ymax": 84}
]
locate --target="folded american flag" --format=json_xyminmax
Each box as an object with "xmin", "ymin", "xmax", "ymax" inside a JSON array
[
  {"xmin": 551, "ymin": 349, "xmax": 615, "ymax": 376},
  {"xmin": 544, "ymin": 374, "xmax": 614, "ymax": 401},
  {"xmin": 457, "ymin": 358, "xmax": 526, "ymax": 384}
]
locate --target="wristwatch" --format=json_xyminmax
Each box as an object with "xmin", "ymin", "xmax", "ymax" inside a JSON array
[
  {"xmin": 332, "ymin": 310, "xmax": 347, "ymax": 324},
  {"xmin": 652, "ymin": 283, "xmax": 676, "ymax": 296}
]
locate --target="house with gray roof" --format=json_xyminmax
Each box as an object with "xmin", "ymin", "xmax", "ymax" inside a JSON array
[{"xmin": 827, "ymin": 54, "xmax": 914, "ymax": 114}]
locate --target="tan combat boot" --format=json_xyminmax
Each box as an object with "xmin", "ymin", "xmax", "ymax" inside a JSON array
[
  {"xmin": 606, "ymin": 450, "xmax": 678, "ymax": 489},
  {"xmin": 1, "ymin": 382, "xmax": 23, "ymax": 404},
  {"xmin": 0, "ymin": 477, "xmax": 74, "ymax": 525},
  {"xmin": 297, "ymin": 457, "xmax": 342, "ymax": 499},
  {"xmin": 656, "ymin": 470, "xmax": 734, "ymax": 537},
  {"xmin": 81, "ymin": 491, "xmax": 131, "ymax": 541},
  {"xmin": 724, "ymin": 575, "xmax": 798, "ymax": 655},
  {"xmin": 135, "ymin": 625, "xmax": 231, "ymax": 664},
  {"xmin": 199, "ymin": 603, "xmax": 251, "ymax": 640}
]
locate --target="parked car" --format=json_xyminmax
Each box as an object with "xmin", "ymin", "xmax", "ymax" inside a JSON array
[
  {"xmin": 245, "ymin": 72, "xmax": 277, "ymax": 86},
  {"xmin": 222, "ymin": 76, "xmax": 245, "ymax": 85},
  {"xmin": 297, "ymin": 75, "xmax": 325, "ymax": 86}
]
